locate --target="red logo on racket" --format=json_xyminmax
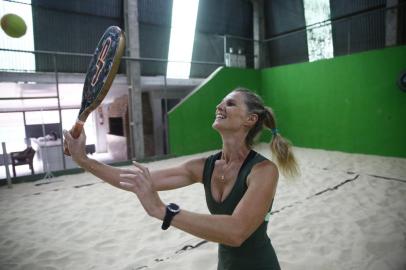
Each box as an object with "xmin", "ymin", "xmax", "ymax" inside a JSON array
[{"xmin": 91, "ymin": 37, "xmax": 112, "ymax": 87}]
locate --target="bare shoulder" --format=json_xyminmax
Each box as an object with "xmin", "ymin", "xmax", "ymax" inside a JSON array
[
  {"xmin": 182, "ymin": 156, "xmax": 207, "ymax": 183},
  {"xmin": 247, "ymin": 159, "xmax": 279, "ymax": 186}
]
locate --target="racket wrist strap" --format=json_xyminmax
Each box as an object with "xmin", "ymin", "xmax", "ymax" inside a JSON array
[{"xmin": 76, "ymin": 119, "xmax": 85, "ymax": 125}]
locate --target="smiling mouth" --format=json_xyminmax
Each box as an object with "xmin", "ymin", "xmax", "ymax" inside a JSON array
[{"xmin": 215, "ymin": 114, "xmax": 226, "ymax": 119}]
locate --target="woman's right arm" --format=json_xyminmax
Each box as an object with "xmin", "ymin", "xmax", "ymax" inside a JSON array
[{"xmin": 63, "ymin": 129, "xmax": 205, "ymax": 191}]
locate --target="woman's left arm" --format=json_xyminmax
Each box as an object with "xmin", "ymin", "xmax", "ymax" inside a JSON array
[{"xmin": 119, "ymin": 161, "xmax": 278, "ymax": 247}]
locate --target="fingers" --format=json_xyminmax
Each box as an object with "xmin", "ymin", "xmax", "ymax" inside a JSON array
[
  {"xmin": 63, "ymin": 128, "xmax": 86, "ymax": 141},
  {"xmin": 119, "ymin": 173, "xmax": 137, "ymax": 191},
  {"xmin": 132, "ymin": 161, "xmax": 151, "ymax": 178},
  {"xmin": 119, "ymin": 173, "xmax": 139, "ymax": 181},
  {"xmin": 119, "ymin": 181, "xmax": 135, "ymax": 190},
  {"xmin": 119, "ymin": 171, "xmax": 152, "ymax": 192},
  {"xmin": 62, "ymin": 130, "xmax": 73, "ymax": 156},
  {"xmin": 63, "ymin": 129, "xmax": 73, "ymax": 141},
  {"xmin": 119, "ymin": 170, "xmax": 163, "ymax": 218},
  {"xmin": 78, "ymin": 128, "xmax": 87, "ymax": 141},
  {"xmin": 119, "ymin": 162, "xmax": 152, "ymax": 193},
  {"xmin": 120, "ymin": 173, "xmax": 148, "ymax": 186},
  {"xmin": 62, "ymin": 128, "xmax": 87, "ymax": 158},
  {"xmin": 121, "ymin": 168, "xmax": 140, "ymax": 174},
  {"xmin": 119, "ymin": 173, "xmax": 142, "ymax": 186}
]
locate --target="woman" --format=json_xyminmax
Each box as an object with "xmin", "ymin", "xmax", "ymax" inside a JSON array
[{"xmin": 63, "ymin": 88, "xmax": 299, "ymax": 270}]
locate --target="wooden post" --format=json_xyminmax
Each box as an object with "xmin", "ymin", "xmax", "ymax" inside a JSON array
[
  {"xmin": 2, "ymin": 142, "xmax": 12, "ymax": 188},
  {"xmin": 124, "ymin": 0, "xmax": 145, "ymax": 160}
]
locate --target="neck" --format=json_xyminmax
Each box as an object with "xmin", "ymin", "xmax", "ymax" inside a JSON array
[{"xmin": 221, "ymin": 134, "xmax": 250, "ymax": 163}]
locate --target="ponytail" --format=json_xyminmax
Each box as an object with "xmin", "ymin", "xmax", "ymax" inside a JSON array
[
  {"xmin": 234, "ymin": 88, "xmax": 300, "ymax": 177},
  {"xmin": 264, "ymin": 108, "xmax": 299, "ymax": 178}
]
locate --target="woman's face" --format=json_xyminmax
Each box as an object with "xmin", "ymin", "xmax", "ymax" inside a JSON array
[{"xmin": 212, "ymin": 91, "xmax": 251, "ymax": 132}]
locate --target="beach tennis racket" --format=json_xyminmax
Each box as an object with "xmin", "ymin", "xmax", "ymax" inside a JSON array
[{"xmin": 64, "ymin": 26, "xmax": 126, "ymax": 155}]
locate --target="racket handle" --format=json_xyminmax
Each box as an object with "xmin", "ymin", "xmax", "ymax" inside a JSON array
[
  {"xmin": 71, "ymin": 121, "xmax": 84, "ymax": 139},
  {"xmin": 63, "ymin": 121, "xmax": 84, "ymax": 156}
]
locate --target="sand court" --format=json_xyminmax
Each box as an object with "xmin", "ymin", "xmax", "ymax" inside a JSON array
[
  {"xmin": 1, "ymin": 1, "xmax": 405, "ymax": 270},
  {"xmin": 1, "ymin": 144, "xmax": 405, "ymax": 270}
]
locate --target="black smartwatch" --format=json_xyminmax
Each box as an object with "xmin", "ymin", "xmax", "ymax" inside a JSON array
[{"xmin": 161, "ymin": 203, "xmax": 181, "ymax": 230}]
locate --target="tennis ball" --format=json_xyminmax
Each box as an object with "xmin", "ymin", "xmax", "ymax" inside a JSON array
[{"xmin": 1, "ymin": 13, "xmax": 27, "ymax": 38}]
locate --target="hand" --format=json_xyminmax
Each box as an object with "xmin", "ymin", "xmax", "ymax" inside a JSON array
[
  {"xmin": 119, "ymin": 161, "xmax": 165, "ymax": 219},
  {"xmin": 63, "ymin": 128, "xmax": 87, "ymax": 162}
]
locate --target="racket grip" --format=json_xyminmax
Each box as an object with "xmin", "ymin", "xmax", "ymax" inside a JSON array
[
  {"xmin": 71, "ymin": 121, "xmax": 84, "ymax": 139},
  {"xmin": 63, "ymin": 121, "xmax": 84, "ymax": 156}
]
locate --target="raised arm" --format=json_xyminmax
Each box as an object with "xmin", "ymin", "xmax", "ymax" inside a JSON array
[
  {"xmin": 63, "ymin": 129, "xmax": 205, "ymax": 191},
  {"xmin": 120, "ymin": 160, "xmax": 278, "ymax": 247}
]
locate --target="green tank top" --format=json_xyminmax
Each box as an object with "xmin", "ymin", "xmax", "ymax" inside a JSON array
[{"xmin": 203, "ymin": 150, "xmax": 281, "ymax": 270}]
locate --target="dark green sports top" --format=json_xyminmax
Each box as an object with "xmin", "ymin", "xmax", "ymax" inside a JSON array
[{"xmin": 203, "ymin": 150, "xmax": 281, "ymax": 270}]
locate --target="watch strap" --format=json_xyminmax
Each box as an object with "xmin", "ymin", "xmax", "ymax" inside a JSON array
[{"xmin": 161, "ymin": 203, "xmax": 180, "ymax": 230}]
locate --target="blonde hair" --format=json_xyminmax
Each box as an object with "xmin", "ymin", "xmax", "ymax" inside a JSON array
[{"xmin": 234, "ymin": 88, "xmax": 299, "ymax": 177}]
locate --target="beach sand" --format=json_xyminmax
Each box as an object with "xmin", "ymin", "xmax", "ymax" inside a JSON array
[{"xmin": 1, "ymin": 144, "xmax": 405, "ymax": 270}]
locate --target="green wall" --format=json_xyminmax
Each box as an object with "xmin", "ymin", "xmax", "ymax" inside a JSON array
[
  {"xmin": 261, "ymin": 46, "xmax": 406, "ymax": 157},
  {"xmin": 168, "ymin": 67, "xmax": 260, "ymax": 155},
  {"xmin": 168, "ymin": 46, "xmax": 406, "ymax": 158}
]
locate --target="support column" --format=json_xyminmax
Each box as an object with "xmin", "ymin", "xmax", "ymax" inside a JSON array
[
  {"xmin": 386, "ymin": 0, "xmax": 398, "ymax": 47},
  {"xmin": 124, "ymin": 0, "xmax": 145, "ymax": 159},
  {"xmin": 150, "ymin": 91, "xmax": 164, "ymax": 156},
  {"xmin": 252, "ymin": 0, "xmax": 266, "ymax": 68}
]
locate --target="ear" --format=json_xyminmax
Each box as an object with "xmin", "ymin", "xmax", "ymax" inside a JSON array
[{"xmin": 245, "ymin": 113, "xmax": 258, "ymax": 127}]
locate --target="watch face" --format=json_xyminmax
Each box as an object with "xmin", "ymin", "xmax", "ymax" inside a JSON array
[{"xmin": 167, "ymin": 203, "xmax": 180, "ymax": 213}]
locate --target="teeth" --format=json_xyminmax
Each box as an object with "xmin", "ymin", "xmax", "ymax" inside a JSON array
[{"xmin": 216, "ymin": 114, "xmax": 225, "ymax": 119}]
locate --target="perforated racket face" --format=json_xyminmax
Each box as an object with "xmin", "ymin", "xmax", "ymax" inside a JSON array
[{"xmin": 78, "ymin": 26, "xmax": 125, "ymax": 121}]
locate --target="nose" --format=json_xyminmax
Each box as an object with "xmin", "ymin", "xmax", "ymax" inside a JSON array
[{"xmin": 216, "ymin": 101, "xmax": 225, "ymax": 111}]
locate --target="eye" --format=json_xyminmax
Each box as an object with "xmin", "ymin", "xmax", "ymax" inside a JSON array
[{"xmin": 226, "ymin": 100, "xmax": 236, "ymax": 106}]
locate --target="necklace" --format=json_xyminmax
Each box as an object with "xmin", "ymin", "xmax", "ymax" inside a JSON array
[
  {"xmin": 218, "ymin": 154, "xmax": 231, "ymax": 182},
  {"xmin": 217, "ymin": 150, "xmax": 250, "ymax": 182}
]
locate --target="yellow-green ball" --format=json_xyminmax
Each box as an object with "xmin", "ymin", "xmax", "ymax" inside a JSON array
[{"xmin": 1, "ymin": 13, "xmax": 27, "ymax": 38}]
